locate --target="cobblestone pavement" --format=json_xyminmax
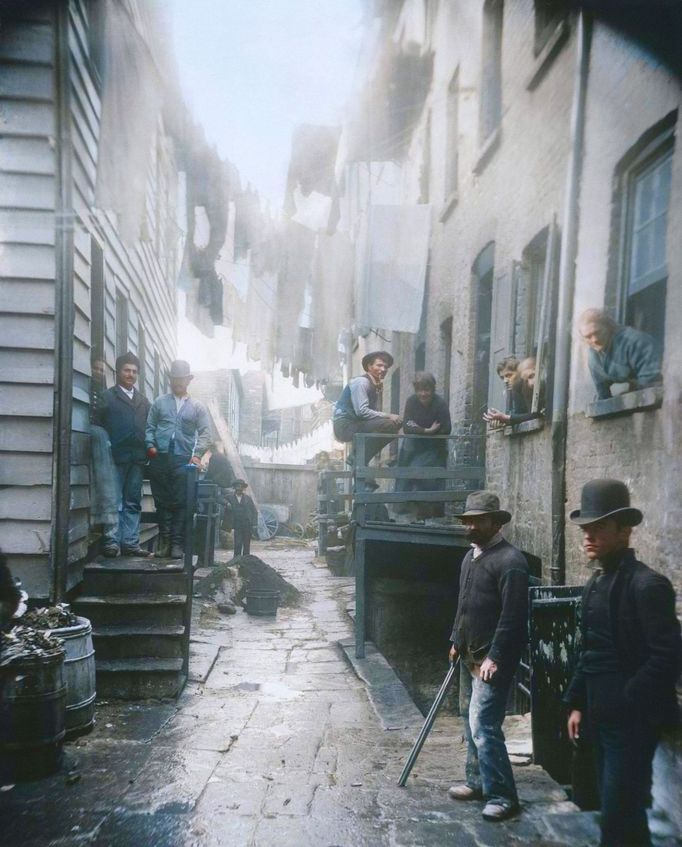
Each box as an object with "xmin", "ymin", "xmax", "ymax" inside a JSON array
[{"xmin": 3, "ymin": 543, "xmax": 680, "ymax": 846}]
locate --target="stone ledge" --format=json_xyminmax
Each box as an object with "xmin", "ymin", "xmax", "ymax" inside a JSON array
[
  {"xmin": 504, "ymin": 417, "xmax": 545, "ymax": 437},
  {"xmin": 586, "ymin": 385, "xmax": 663, "ymax": 419}
]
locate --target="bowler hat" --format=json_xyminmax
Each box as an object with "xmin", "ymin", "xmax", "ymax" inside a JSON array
[
  {"xmin": 170, "ymin": 359, "xmax": 192, "ymax": 378},
  {"xmin": 233, "ymin": 479, "xmax": 248, "ymax": 488},
  {"xmin": 459, "ymin": 490, "xmax": 511, "ymax": 524},
  {"xmin": 569, "ymin": 479, "xmax": 642, "ymax": 526},
  {"xmin": 362, "ymin": 350, "xmax": 394, "ymax": 371}
]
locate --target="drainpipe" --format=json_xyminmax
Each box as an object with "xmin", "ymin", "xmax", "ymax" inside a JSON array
[
  {"xmin": 51, "ymin": 1, "xmax": 75, "ymax": 601},
  {"xmin": 550, "ymin": 10, "xmax": 592, "ymax": 585}
]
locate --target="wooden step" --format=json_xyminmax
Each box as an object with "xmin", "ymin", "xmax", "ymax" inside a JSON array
[
  {"xmin": 92, "ymin": 624, "xmax": 185, "ymax": 660},
  {"xmin": 95, "ymin": 658, "xmax": 185, "ymax": 699},
  {"xmin": 74, "ymin": 594, "xmax": 187, "ymax": 628},
  {"xmin": 82, "ymin": 560, "xmax": 186, "ymax": 595}
]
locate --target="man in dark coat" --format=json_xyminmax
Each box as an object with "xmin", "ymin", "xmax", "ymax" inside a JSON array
[
  {"xmin": 448, "ymin": 492, "xmax": 529, "ymax": 821},
  {"xmin": 564, "ymin": 479, "xmax": 681, "ymax": 847},
  {"xmin": 333, "ymin": 350, "xmax": 402, "ymax": 466},
  {"xmin": 226, "ymin": 480, "xmax": 258, "ymax": 557},
  {"xmin": 96, "ymin": 352, "xmax": 151, "ymax": 557}
]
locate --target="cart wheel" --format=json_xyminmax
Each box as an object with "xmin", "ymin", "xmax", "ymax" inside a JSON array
[{"xmin": 253, "ymin": 506, "xmax": 279, "ymax": 540}]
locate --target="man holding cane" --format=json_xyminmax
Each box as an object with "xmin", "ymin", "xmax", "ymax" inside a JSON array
[{"xmin": 448, "ymin": 491, "xmax": 529, "ymax": 821}]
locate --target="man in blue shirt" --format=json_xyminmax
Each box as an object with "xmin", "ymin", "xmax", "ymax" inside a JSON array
[
  {"xmin": 333, "ymin": 350, "xmax": 402, "ymax": 464},
  {"xmin": 579, "ymin": 309, "xmax": 661, "ymax": 400},
  {"xmin": 145, "ymin": 360, "xmax": 211, "ymax": 558}
]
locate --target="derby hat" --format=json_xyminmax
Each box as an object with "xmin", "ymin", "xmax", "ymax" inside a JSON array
[
  {"xmin": 569, "ymin": 479, "xmax": 642, "ymax": 526},
  {"xmin": 459, "ymin": 490, "xmax": 511, "ymax": 524},
  {"xmin": 362, "ymin": 350, "xmax": 394, "ymax": 371},
  {"xmin": 232, "ymin": 479, "xmax": 248, "ymax": 488},
  {"xmin": 170, "ymin": 359, "xmax": 192, "ymax": 378}
]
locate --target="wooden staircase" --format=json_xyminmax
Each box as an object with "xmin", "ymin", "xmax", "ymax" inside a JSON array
[{"xmin": 73, "ymin": 557, "xmax": 190, "ymax": 699}]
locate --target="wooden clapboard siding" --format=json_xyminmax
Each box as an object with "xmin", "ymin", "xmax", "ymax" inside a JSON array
[{"xmin": 0, "ymin": 10, "xmax": 56, "ymax": 585}]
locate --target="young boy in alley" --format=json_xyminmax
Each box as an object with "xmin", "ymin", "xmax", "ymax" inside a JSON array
[{"xmin": 226, "ymin": 480, "xmax": 258, "ymax": 558}]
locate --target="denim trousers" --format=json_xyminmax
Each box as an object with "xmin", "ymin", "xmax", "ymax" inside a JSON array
[
  {"xmin": 586, "ymin": 674, "xmax": 659, "ymax": 847},
  {"xmin": 459, "ymin": 662, "xmax": 518, "ymax": 806},
  {"xmin": 104, "ymin": 461, "xmax": 144, "ymax": 548}
]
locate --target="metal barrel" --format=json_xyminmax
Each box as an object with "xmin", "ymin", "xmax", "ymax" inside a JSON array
[
  {"xmin": 0, "ymin": 647, "xmax": 67, "ymax": 782},
  {"xmin": 51, "ymin": 615, "xmax": 96, "ymax": 738},
  {"xmin": 398, "ymin": 659, "xmax": 459, "ymax": 787},
  {"xmin": 246, "ymin": 589, "xmax": 280, "ymax": 617}
]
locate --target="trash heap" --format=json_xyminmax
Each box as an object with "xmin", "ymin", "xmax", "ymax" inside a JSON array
[
  {"xmin": 0, "ymin": 625, "xmax": 63, "ymax": 666},
  {"xmin": 23, "ymin": 603, "xmax": 78, "ymax": 630}
]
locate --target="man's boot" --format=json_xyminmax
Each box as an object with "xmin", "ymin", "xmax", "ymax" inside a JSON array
[{"xmin": 156, "ymin": 535, "xmax": 171, "ymax": 558}]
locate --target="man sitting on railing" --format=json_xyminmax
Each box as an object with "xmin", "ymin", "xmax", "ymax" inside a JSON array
[{"xmin": 332, "ymin": 350, "xmax": 402, "ymax": 465}]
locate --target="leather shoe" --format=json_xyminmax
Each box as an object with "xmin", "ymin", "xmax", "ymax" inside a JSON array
[
  {"xmin": 121, "ymin": 545, "xmax": 152, "ymax": 558},
  {"xmin": 102, "ymin": 544, "xmax": 119, "ymax": 558},
  {"xmin": 481, "ymin": 801, "xmax": 519, "ymax": 821},
  {"xmin": 155, "ymin": 536, "xmax": 171, "ymax": 558},
  {"xmin": 448, "ymin": 784, "xmax": 482, "ymax": 801},
  {"xmin": 170, "ymin": 543, "xmax": 184, "ymax": 559}
]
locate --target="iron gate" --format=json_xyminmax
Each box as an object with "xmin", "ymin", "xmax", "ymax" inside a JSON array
[{"xmin": 529, "ymin": 585, "xmax": 583, "ymax": 788}]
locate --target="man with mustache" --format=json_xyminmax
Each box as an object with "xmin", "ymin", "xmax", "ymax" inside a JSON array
[
  {"xmin": 447, "ymin": 491, "xmax": 529, "ymax": 821},
  {"xmin": 564, "ymin": 479, "xmax": 681, "ymax": 847}
]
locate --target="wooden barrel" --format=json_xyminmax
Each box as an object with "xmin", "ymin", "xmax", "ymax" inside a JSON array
[
  {"xmin": 51, "ymin": 615, "xmax": 96, "ymax": 738},
  {"xmin": 0, "ymin": 647, "xmax": 66, "ymax": 782}
]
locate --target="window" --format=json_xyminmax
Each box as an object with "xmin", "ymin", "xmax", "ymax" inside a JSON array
[
  {"xmin": 415, "ymin": 342, "xmax": 426, "ymax": 372},
  {"xmin": 480, "ymin": 0, "xmax": 503, "ymax": 145},
  {"xmin": 86, "ymin": 0, "xmax": 106, "ymax": 87},
  {"xmin": 472, "ymin": 245, "xmax": 494, "ymax": 421},
  {"xmin": 445, "ymin": 70, "xmax": 459, "ymax": 199},
  {"xmin": 137, "ymin": 323, "xmax": 147, "ymax": 397},
  {"xmin": 440, "ymin": 318, "xmax": 453, "ymax": 405},
  {"xmin": 153, "ymin": 350, "xmax": 161, "ymax": 398},
  {"xmin": 420, "ymin": 112, "xmax": 432, "ymax": 204},
  {"xmin": 533, "ymin": 1, "xmax": 568, "ymax": 56},
  {"xmin": 90, "ymin": 237, "xmax": 105, "ymax": 364},
  {"xmin": 115, "ymin": 291, "xmax": 129, "ymax": 359},
  {"xmin": 513, "ymin": 227, "xmax": 549, "ymax": 358},
  {"xmin": 620, "ymin": 135, "xmax": 672, "ymax": 349}
]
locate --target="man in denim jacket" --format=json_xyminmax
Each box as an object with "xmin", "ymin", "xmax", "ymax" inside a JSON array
[{"xmin": 145, "ymin": 360, "xmax": 210, "ymax": 558}]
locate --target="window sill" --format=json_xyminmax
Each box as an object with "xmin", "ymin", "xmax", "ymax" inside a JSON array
[
  {"xmin": 586, "ymin": 386, "xmax": 663, "ymax": 419},
  {"xmin": 439, "ymin": 190, "xmax": 459, "ymax": 223},
  {"xmin": 526, "ymin": 19, "xmax": 570, "ymax": 92},
  {"xmin": 473, "ymin": 126, "xmax": 502, "ymax": 176},
  {"xmin": 503, "ymin": 417, "xmax": 545, "ymax": 437}
]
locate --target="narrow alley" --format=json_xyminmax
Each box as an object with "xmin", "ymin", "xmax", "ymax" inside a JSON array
[{"xmin": 1, "ymin": 542, "xmax": 642, "ymax": 847}]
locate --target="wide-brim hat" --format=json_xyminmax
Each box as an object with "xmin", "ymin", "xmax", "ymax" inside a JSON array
[
  {"xmin": 569, "ymin": 479, "xmax": 642, "ymax": 526},
  {"xmin": 232, "ymin": 479, "xmax": 248, "ymax": 488},
  {"xmin": 458, "ymin": 490, "xmax": 511, "ymax": 524},
  {"xmin": 362, "ymin": 350, "xmax": 394, "ymax": 371},
  {"xmin": 170, "ymin": 359, "xmax": 192, "ymax": 378}
]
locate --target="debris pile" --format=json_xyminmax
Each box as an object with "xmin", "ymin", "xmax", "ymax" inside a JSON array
[
  {"xmin": 234, "ymin": 555, "xmax": 301, "ymax": 608},
  {"xmin": 23, "ymin": 603, "xmax": 78, "ymax": 630},
  {"xmin": 0, "ymin": 626, "xmax": 63, "ymax": 666}
]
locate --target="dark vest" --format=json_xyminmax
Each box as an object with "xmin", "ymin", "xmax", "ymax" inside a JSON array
[{"xmin": 333, "ymin": 374, "xmax": 380, "ymax": 421}]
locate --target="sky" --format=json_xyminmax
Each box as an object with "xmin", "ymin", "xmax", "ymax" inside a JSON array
[
  {"xmin": 171, "ymin": 0, "xmax": 365, "ymax": 405},
  {"xmin": 170, "ymin": 0, "xmax": 365, "ymax": 208}
]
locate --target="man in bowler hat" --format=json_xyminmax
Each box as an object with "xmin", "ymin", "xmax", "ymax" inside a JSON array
[
  {"xmin": 226, "ymin": 480, "xmax": 258, "ymax": 558},
  {"xmin": 564, "ymin": 479, "xmax": 681, "ymax": 847},
  {"xmin": 448, "ymin": 491, "xmax": 529, "ymax": 821},
  {"xmin": 332, "ymin": 350, "xmax": 402, "ymax": 465},
  {"xmin": 145, "ymin": 360, "xmax": 211, "ymax": 558}
]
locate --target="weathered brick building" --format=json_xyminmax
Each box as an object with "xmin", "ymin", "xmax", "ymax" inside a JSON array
[{"xmin": 336, "ymin": 1, "xmax": 681, "ymax": 601}]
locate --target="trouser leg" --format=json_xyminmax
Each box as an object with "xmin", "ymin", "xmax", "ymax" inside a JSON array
[
  {"xmin": 149, "ymin": 454, "xmax": 173, "ymax": 537},
  {"xmin": 119, "ymin": 461, "xmax": 144, "ymax": 547},
  {"xmin": 458, "ymin": 663, "xmax": 481, "ymax": 790},
  {"xmin": 170, "ymin": 455, "xmax": 190, "ymax": 546},
  {"xmin": 468, "ymin": 673, "xmax": 517, "ymax": 805},
  {"xmin": 104, "ymin": 462, "xmax": 128, "ymax": 545},
  {"xmin": 233, "ymin": 528, "xmax": 245, "ymax": 557}
]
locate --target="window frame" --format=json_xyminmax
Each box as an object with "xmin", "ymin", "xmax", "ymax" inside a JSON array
[{"xmin": 615, "ymin": 126, "xmax": 674, "ymax": 335}]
